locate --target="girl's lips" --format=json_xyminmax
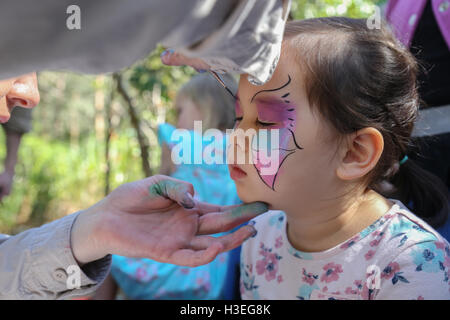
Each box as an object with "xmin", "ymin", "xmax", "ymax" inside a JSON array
[{"xmin": 229, "ymin": 164, "xmax": 247, "ymax": 180}]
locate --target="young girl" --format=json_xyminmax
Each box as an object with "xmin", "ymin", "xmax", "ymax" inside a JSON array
[{"xmin": 231, "ymin": 18, "xmax": 450, "ymax": 300}]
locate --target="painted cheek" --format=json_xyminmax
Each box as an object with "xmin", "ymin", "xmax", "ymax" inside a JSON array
[
  {"xmin": 235, "ymin": 99, "xmax": 243, "ymax": 117},
  {"xmin": 233, "ymin": 99, "xmax": 244, "ymax": 130},
  {"xmin": 252, "ymin": 103, "xmax": 297, "ymax": 190}
]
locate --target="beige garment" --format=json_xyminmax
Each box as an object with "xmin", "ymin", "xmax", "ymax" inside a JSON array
[
  {"xmin": 0, "ymin": 0, "xmax": 291, "ymax": 85},
  {"xmin": 0, "ymin": 212, "xmax": 111, "ymax": 300}
]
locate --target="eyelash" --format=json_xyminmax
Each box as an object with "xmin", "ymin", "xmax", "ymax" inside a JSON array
[{"xmin": 234, "ymin": 117, "xmax": 276, "ymax": 127}]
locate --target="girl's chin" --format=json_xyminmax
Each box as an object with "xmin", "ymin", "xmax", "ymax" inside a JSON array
[
  {"xmin": 235, "ymin": 187, "xmax": 276, "ymax": 208},
  {"xmin": 235, "ymin": 187, "xmax": 259, "ymax": 204}
]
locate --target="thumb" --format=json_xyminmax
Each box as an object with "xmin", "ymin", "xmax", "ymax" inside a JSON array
[{"xmin": 148, "ymin": 176, "xmax": 196, "ymax": 209}]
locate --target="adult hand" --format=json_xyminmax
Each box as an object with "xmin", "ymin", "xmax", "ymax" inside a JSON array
[
  {"xmin": 160, "ymin": 49, "xmax": 211, "ymax": 73},
  {"xmin": 0, "ymin": 170, "xmax": 14, "ymax": 201},
  {"xmin": 71, "ymin": 175, "xmax": 267, "ymax": 267}
]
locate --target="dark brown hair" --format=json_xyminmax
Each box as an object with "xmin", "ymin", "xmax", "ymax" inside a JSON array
[{"xmin": 284, "ymin": 17, "xmax": 448, "ymax": 227}]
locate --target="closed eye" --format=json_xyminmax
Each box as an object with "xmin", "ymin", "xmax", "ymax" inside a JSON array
[{"xmin": 257, "ymin": 119, "xmax": 277, "ymax": 127}]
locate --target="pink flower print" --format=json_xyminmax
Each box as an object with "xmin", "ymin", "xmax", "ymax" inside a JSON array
[
  {"xmin": 365, "ymin": 249, "xmax": 376, "ymax": 260},
  {"xmin": 196, "ymin": 277, "xmax": 211, "ymax": 292},
  {"xmin": 383, "ymin": 212, "xmax": 394, "ymax": 220},
  {"xmin": 435, "ymin": 241, "xmax": 445, "ymax": 250},
  {"xmin": 275, "ymin": 236, "xmax": 283, "ymax": 248},
  {"xmin": 258, "ymin": 242, "xmax": 266, "ymax": 255},
  {"xmin": 302, "ymin": 268, "xmax": 319, "ymax": 286},
  {"xmin": 444, "ymin": 255, "xmax": 450, "ymax": 269},
  {"xmin": 381, "ymin": 262, "xmax": 400, "ymax": 280},
  {"xmin": 345, "ymin": 287, "xmax": 358, "ymax": 295},
  {"xmin": 180, "ymin": 268, "xmax": 190, "ymax": 275},
  {"xmin": 277, "ymin": 275, "xmax": 283, "ymax": 283},
  {"xmin": 320, "ymin": 263, "xmax": 343, "ymax": 283},
  {"xmin": 340, "ymin": 235, "xmax": 360, "ymax": 249},
  {"xmin": 369, "ymin": 231, "xmax": 385, "ymax": 247},
  {"xmin": 331, "ymin": 290, "xmax": 341, "ymax": 295},
  {"xmin": 345, "ymin": 280, "xmax": 364, "ymax": 296},
  {"xmin": 354, "ymin": 280, "xmax": 363, "ymax": 290},
  {"xmin": 256, "ymin": 252, "xmax": 280, "ymax": 281},
  {"xmin": 135, "ymin": 267, "xmax": 150, "ymax": 282},
  {"xmin": 370, "ymin": 239, "xmax": 381, "ymax": 247}
]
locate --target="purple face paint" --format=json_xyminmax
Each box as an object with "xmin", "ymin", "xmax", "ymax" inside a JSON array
[{"xmin": 251, "ymin": 97, "xmax": 301, "ymax": 190}]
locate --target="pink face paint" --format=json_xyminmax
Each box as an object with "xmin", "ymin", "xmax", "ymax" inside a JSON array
[
  {"xmin": 251, "ymin": 97, "xmax": 301, "ymax": 190},
  {"xmin": 235, "ymin": 98, "xmax": 244, "ymax": 118}
]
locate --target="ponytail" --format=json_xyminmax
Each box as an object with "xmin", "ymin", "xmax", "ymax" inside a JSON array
[{"xmin": 388, "ymin": 158, "xmax": 449, "ymax": 228}]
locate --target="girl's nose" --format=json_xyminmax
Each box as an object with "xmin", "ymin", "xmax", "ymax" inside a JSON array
[
  {"xmin": 6, "ymin": 73, "xmax": 40, "ymax": 109},
  {"xmin": 227, "ymin": 124, "xmax": 256, "ymax": 165}
]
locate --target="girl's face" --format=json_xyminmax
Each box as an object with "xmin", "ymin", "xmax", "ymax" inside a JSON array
[
  {"xmin": 0, "ymin": 73, "xmax": 40, "ymax": 123},
  {"xmin": 228, "ymin": 46, "xmax": 341, "ymax": 211},
  {"xmin": 175, "ymin": 95, "xmax": 203, "ymax": 130}
]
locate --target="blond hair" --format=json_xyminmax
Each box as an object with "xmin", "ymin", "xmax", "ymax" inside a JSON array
[{"xmin": 177, "ymin": 73, "xmax": 237, "ymax": 131}]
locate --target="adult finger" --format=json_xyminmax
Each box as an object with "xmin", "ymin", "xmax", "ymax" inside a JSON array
[
  {"xmin": 194, "ymin": 201, "xmax": 245, "ymax": 216},
  {"xmin": 198, "ymin": 202, "xmax": 268, "ymax": 235},
  {"xmin": 169, "ymin": 242, "xmax": 223, "ymax": 267},
  {"xmin": 190, "ymin": 225, "xmax": 257, "ymax": 252},
  {"xmin": 147, "ymin": 176, "xmax": 195, "ymax": 209},
  {"xmin": 160, "ymin": 49, "xmax": 210, "ymax": 72}
]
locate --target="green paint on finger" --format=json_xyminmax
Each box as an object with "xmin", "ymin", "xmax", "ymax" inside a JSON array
[
  {"xmin": 229, "ymin": 202, "xmax": 268, "ymax": 219},
  {"xmin": 148, "ymin": 179, "xmax": 195, "ymax": 208},
  {"xmin": 149, "ymin": 180, "xmax": 182, "ymax": 197}
]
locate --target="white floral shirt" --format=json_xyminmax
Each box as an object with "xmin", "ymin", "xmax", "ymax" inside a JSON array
[{"xmin": 240, "ymin": 200, "xmax": 450, "ymax": 300}]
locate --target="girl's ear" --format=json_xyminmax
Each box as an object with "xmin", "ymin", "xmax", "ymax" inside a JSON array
[{"xmin": 336, "ymin": 127, "xmax": 384, "ymax": 181}]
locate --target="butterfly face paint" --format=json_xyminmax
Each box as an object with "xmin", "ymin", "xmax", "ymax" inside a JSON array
[{"xmin": 250, "ymin": 75, "xmax": 303, "ymax": 191}]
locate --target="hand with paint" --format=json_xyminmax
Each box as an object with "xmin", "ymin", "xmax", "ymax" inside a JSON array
[{"xmin": 70, "ymin": 175, "xmax": 267, "ymax": 267}]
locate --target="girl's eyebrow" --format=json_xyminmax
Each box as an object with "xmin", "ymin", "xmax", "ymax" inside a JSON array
[{"xmin": 250, "ymin": 74, "xmax": 291, "ymax": 103}]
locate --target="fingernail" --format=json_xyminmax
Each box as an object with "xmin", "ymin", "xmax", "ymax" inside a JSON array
[
  {"xmin": 160, "ymin": 49, "xmax": 174, "ymax": 57},
  {"xmin": 247, "ymin": 226, "xmax": 258, "ymax": 238},
  {"xmin": 160, "ymin": 49, "xmax": 175, "ymax": 63},
  {"xmin": 180, "ymin": 192, "xmax": 195, "ymax": 209}
]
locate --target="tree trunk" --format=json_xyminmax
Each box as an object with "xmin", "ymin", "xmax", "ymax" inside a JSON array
[
  {"xmin": 104, "ymin": 77, "xmax": 115, "ymax": 195},
  {"xmin": 113, "ymin": 73, "xmax": 152, "ymax": 177}
]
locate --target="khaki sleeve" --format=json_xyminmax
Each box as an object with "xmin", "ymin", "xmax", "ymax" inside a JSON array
[
  {"xmin": 0, "ymin": 212, "xmax": 111, "ymax": 300},
  {"xmin": 0, "ymin": 0, "xmax": 290, "ymax": 86}
]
